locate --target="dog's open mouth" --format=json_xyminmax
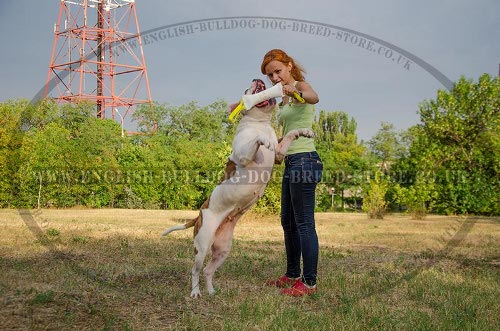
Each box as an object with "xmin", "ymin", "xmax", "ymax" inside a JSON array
[
  {"xmin": 247, "ymin": 79, "xmax": 277, "ymax": 108},
  {"xmin": 227, "ymin": 78, "xmax": 277, "ymax": 121}
]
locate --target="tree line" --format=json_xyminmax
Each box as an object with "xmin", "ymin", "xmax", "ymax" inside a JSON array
[{"xmin": 0, "ymin": 74, "xmax": 498, "ymax": 217}]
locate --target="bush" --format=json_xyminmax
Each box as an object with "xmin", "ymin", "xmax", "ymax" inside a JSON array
[
  {"xmin": 362, "ymin": 173, "xmax": 389, "ymax": 219},
  {"xmin": 394, "ymin": 174, "xmax": 436, "ymax": 219}
]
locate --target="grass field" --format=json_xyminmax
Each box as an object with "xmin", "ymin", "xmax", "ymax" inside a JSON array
[{"xmin": 0, "ymin": 209, "xmax": 499, "ymax": 330}]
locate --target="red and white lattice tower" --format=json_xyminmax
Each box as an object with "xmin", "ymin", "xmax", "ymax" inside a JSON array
[{"xmin": 44, "ymin": 0, "xmax": 152, "ymax": 123}]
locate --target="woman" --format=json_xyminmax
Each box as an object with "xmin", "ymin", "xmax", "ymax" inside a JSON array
[{"xmin": 261, "ymin": 49, "xmax": 323, "ymax": 296}]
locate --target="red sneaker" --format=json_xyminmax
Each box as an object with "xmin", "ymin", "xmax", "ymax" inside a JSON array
[
  {"xmin": 281, "ymin": 279, "xmax": 317, "ymax": 297},
  {"xmin": 265, "ymin": 275, "xmax": 299, "ymax": 288}
]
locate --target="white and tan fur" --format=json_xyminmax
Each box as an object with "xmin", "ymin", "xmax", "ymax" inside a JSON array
[{"xmin": 162, "ymin": 81, "xmax": 313, "ymax": 298}]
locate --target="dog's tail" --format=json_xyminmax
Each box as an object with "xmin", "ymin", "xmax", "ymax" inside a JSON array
[{"xmin": 161, "ymin": 217, "xmax": 197, "ymax": 236}]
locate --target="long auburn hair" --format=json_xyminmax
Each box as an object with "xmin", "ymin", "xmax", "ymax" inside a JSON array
[{"xmin": 260, "ymin": 49, "xmax": 306, "ymax": 82}]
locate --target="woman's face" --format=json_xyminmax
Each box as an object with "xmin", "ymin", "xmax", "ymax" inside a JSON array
[{"xmin": 264, "ymin": 60, "xmax": 293, "ymax": 86}]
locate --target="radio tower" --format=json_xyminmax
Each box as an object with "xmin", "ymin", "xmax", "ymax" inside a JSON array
[{"xmin": 44, "ymin": 0, "xmax": 152, "ymax": 124}]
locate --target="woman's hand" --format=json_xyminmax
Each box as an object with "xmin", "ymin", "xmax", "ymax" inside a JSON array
[{"xmin": 282, "ymin": 84, "xmax": 298, "ymax": 97}]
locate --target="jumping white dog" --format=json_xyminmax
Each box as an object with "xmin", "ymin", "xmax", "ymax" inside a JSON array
[{"xmin": 162, "ymin": 79, "xmax": 313, "ymax": 298}]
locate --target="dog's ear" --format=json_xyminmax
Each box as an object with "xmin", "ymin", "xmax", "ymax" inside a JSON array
[{"xmin": 227, "ymin": 101, "xmax": 240, "ymax": 114}]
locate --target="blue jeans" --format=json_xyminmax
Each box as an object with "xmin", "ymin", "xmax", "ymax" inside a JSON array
[{"xmin": 281, "ymin": 151, "xmax": 323, "ymax": 286}]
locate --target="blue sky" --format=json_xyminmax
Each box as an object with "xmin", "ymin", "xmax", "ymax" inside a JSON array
[{"xmin": 0, "ymin": 0, "xmax": 498, "ymax": 141}]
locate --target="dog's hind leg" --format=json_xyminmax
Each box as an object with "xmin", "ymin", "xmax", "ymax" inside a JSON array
[
  {"xmin": 204, "ymin": 215, "xmax": 240, "ymax": 295},
  {"xmin": 191, "ymin": 209, "xmax": 219, "ymax": 298},
  {"xmin": 204, "ymin": 196, "xmax": 260, "ymax": 295}
]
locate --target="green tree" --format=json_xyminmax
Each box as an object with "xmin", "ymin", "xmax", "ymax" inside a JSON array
[
  {"xmin": 13, "ymin": 101, "xmax": 124, "ymax": 208},
  {"xmin": 395, "ymin": 74, "xmax": 499, "ymax": 215},
  {"xmin": 368, "ymin": 122, "xmax": 405, "ymax": 171},
  {"xmin": 0, "ymin": 99, "xmax": 60, "ymax": 207},
  {"xmin": 314, "ymin": 110, "xmax": 357, "ymax": 149},
  {"xmin": 134, "ymin": 100, "xmax": 233, "ymax": 142},
  {"xmin": 129, "ymin": 100, "xmax": 234, "ymax": 209},
  {"xmin": 0, "ymin": 100, "xmax": 29, "ymax": 207},
  {"xmin": 17, "ymin": 122, "xmax": 73, "ymax": 207},
  {"xmin": 314, "ymin": 111, "xmax": 370, "ymax": 211}
]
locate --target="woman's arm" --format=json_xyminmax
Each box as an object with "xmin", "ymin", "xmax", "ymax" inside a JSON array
[{"xmin": 283, "ymin": 81, "xmax": 319, "ymax": 104}]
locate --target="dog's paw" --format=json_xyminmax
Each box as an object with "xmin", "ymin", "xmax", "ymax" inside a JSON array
[
  {"xmin": 190, "ymin": 289, "xmax": 202, "ymax": 299},
  {"xmin": 299, "ymin": 128, "xmax": 315, "ymax": 138},
  {"xmin": 258, "ymin": 137, "xmax": 275, "ymax": 151}
]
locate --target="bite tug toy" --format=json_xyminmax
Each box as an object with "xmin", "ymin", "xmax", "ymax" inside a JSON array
[{"xmin": 229, "ymin": 82, "xmax": 305, "ymax": 122}]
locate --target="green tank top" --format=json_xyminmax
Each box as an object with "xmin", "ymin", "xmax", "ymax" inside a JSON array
[{"xmin": 277, "ymin": 101, "xmax": 316, "ymax": 155}]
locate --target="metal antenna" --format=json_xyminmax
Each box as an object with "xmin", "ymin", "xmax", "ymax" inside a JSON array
[{"xmin": 44, "ymin": 0, "xmax": 153, "ymax": 125}]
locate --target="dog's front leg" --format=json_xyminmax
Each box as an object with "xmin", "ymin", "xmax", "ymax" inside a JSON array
[
  {"xmin": 231, "ymin": 134, "xmax": 276, "ymax": 166},
  {"xmin": 275, "ymin": 128, "xmax": 314, "ymax": 163}
]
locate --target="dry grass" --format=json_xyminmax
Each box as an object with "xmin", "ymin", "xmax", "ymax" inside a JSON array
[{"xmin": 0, "ymin": 209, "xmax": 499, "ymax": 330}]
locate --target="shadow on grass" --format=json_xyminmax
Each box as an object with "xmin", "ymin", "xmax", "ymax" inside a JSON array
[
  {"xmin": 11, "ymin": 209, "xmax": 493, "ymax": 330},
  {"xmin": 17, "ymin": 209, "xmax": 477, "ymax": 299}
]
